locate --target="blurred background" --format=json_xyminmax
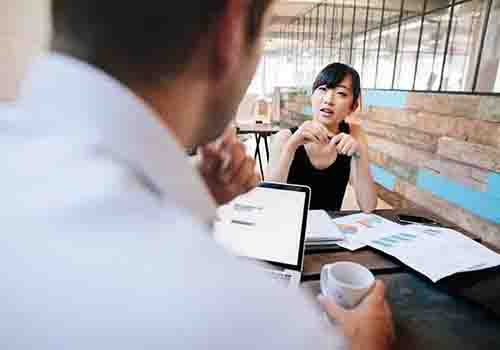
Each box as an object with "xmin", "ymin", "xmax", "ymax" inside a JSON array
[
  {"xmin": 239, "ymin": 0, "xmax": 500, "ymax": 246},
  {"xmin": 1, "ymin": 0, "xmax": 499, "ymax": 246}
]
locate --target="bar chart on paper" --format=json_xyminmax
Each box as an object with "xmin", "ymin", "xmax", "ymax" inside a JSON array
[
  {"xmin": 366, "ymin": 224, "xmax": 500, "ymax": 282},
  {"xmin": 371, "ymin": 232, "xmax": 418, "ymax": 248},
  {"xmin": 332, "ymin": 213, "xmax": 403, "ymax": 251}
]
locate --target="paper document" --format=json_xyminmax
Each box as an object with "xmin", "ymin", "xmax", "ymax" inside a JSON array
[
  {"xmin": 332, "ymin": 213, "xmax": 403, "ymax": 251},
  {"xmin": 306, "ymin": 210, "xmax": 344, "ymax": 242},
  {"xmin": 366, "ymin": 224, "xmax": 500, "ymax": 282}
]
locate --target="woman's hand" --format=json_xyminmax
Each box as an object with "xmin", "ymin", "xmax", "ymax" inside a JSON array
[
  {"xmin": 197, "ymin": 128, "xmax": 260, "ymax": 206},
  {"xmin": 330, "ymin": 132, "xmax": 360, "ymax": 157},
  {"xmin": 319, "ymin": 280, "xmax": 395, "ymax": 350},
  {"xmin": 288, "ymin": 120, "xmax": 331, "ymax": 149}
]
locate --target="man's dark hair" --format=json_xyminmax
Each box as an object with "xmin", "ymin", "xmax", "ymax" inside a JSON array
[
  {"xmin": 52, "ymin": 1, "xmax": 273, "ymax": 84},
  {"xmin": 312, "ymin": 62, "xmax": 361, "ymax": 108}
]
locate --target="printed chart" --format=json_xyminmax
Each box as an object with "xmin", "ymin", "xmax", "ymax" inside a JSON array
[
  {"xmin": 366, "ymin": 224, "xmax": 500, "ymax": 282},
  {"xmin": 333, "ymin": 213, "xmax": 402, "ymax": 251}
]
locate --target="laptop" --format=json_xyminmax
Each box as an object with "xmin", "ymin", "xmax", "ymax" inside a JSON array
[{"xmin": 214, "ymin": 182, "xmax": 310, "ymax": 286}]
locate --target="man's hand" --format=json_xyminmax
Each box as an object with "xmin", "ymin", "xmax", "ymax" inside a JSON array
[
  {"xmin": 318, "ymin": 280, "xmax": 395, "ymax": 350},
  {"xmin": 197, "ymin": 128, "xmax": 260, "ymax": 206}
]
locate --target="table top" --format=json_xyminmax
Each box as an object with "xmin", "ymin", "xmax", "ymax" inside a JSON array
[
  {"xmin": 301, "ymin": 209, "xmax": 500, "ymax": 349},
  {"xmin": 303, "ymin": 209, "xmax": 488, "ymax": 277},
  {"xmin": 235, "ymin": 123, "xmax": 282, "ymax": 134}
]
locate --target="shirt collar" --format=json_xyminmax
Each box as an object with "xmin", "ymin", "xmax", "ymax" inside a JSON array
[{"xmin": 20, "ymin": 53, "xmax": 217, "ymax": 224}]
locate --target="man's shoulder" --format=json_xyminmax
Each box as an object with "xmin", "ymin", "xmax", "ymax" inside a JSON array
[
  {"xmin": 3, "ymin": 133, "xmax": 157, "ymax": 218},
  {"xmin": 2, "ymin": 157, "xmax": 340, "ymax": 349}
]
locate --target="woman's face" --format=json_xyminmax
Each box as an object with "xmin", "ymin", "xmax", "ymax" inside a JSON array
[{"xmin": 311, "ymin": 74, "xmax": 357, "ymax": 130}]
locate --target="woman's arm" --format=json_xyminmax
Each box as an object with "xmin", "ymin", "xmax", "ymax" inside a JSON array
[
  {"xmin": 349, "ymin": 124, "xmax": 377, "ymax": 213},
  {"xmin": 265, "ymin": 130, "xmax": 299, "ymax": 182}
]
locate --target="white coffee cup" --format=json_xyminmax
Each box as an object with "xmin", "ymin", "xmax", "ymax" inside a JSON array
[{"xmin": 320, "ymin": 261, "xmax": 375, "ymax": 309}]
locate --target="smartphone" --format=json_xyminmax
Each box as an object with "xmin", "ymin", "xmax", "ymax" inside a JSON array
[{"xmin": 397, "ymin": 214, "xmax": 438, "ymax": 226}]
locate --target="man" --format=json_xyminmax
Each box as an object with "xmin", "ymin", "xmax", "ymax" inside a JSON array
[
  {"xmin": 195, "ymin": 126, "xmax": 261, "ymax": 206},
  {"xmin": 3, "ymin": 1, "xmax": 393, "ymax": 349}
]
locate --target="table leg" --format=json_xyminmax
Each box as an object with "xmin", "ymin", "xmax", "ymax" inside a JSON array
[
  {"xmin": 253, "ymin": 134, "xmax": 265, "ymax": 180},
  {"xmin": 264, "ymin": 135, "xmax": 270, "ymax": 163}
]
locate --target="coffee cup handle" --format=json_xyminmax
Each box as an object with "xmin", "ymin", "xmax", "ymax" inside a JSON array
[{"xmin": 320, "ymin": 265, "xmax": 329, "ymax": 297}]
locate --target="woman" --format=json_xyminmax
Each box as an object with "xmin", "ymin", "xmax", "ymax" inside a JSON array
[{"xmin": 266, "ymin": 63, "xmax": 377, "ymax": 212}]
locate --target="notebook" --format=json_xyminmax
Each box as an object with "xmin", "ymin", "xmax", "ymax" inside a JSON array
[{"xmin": 306, "ymin": 210, "xmax": 344, "ymax": 243}]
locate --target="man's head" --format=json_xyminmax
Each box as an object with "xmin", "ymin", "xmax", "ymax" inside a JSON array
[
  {"xmin": 1, "ymin": 0, "xmax": 51, "ymax": 101},
  {"xmin": 52, "ymin": 1, "xmax": 274, "ymax": 147}
]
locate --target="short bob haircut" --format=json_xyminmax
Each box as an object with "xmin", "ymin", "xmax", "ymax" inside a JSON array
[{"xmin": 312, "ymin": 63, "xmax": 361, "ymax": 108}]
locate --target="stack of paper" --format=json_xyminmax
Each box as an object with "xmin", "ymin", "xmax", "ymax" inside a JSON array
[{"xmin": 306, "ymin": 210, "xmax": 344, "ymax": 245}]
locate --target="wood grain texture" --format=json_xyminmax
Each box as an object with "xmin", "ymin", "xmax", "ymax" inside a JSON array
[
  {"xmin": 362, "ymin": 107, "xmax": 500, "ymax": 148},
  {"xmin": 395, "ymin": 180, "xmax": 500, "ymax": 247},
  {"xmin": 437, "ymin": 137, "xmax": 500, "ymax": 172},
  {"xmin": 406, "ymin": 93, "xmax": 480, "ymax": 119},
  {"xmin": 362, "ymin": 119, "xmax": 438, "ymax": 153},
  {"xmin": 375, "ymin": 183, "xmax": 417, "ymax": 209},
  {"xmin": 278, "ymin": 88, "xmax": 500, "ymax": 245},
  {"xmin": 368, "ymin": 149, "xmax": 418, "ymax": 185},
  {"xmin": 364, "ymin": 107, "xmax": 417, "ymax": 128},
  {"xmin": 367, "ymin": 134, "xmax": 489, "ymax": 191},
  {"xmin": 415, "ymin": 112, "xmax": 500, "ymax": 148},
  {"xmin": 478, "ymin": 96, "xmax": 500, "ymax": 122}
]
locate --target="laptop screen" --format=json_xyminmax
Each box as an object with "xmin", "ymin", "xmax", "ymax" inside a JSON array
[{"xmin": 214, "ymin": 182, "xmax": 310, "ymax": 271}]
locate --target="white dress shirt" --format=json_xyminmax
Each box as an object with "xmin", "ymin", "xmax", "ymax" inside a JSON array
[{"xmin": 1, "ymin": 54, "xmax": 343, "ymax": 349}]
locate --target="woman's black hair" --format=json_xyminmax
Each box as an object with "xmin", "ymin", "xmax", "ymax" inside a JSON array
[{"xmin": 312, "ymin": 63, "xmax": 361, "ymax": 107}]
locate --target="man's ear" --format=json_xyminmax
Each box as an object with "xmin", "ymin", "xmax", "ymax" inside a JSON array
[{"xmin": 212, "ymin": 0, "xmax": 246, "ymax": 79}]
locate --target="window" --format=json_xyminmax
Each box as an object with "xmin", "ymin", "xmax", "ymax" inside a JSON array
[{"xmin": 274, "ymin": 0, "xmax": 500, "ymax": 94}]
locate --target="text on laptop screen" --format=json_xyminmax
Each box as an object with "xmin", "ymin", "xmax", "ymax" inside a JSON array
[{"xmin": 214, "ymin": 186, "xmax": 306, "ymax": 267}]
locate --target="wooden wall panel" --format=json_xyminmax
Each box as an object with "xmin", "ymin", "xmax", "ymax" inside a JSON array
[
  {"xmin": 479, "ymin": 96, "xmax": 500, "ymax": 122},
  {"xmin": 369, "ymin": 149, "xmax": 418, "ymax": 185},
  {"xmin": 395, "ymin": 181, "xmax": 500, "ymax": 247},
  {"xmin": 415, "ymin": 112, "xmax": 500, "ymax": 148},
  {"xmin": 362, "ymin": 119, "xmax": 438, "ymax": 153},
  {"xmin": 362, "ymin": 108, "xmax": 500, "ymax": 148},
  {"xmin": 363, "ymin": 107, "xmax": 417, "ymax": 128},
  {"xmin": 367, "ymin": 135, "xmax": 489, "ymax": 192},
  {"xmin": 378, "ymin": 182, "xmax": 500, "ymax": 246},
  {"xmin": 375, "ymin": 184, "xmax": 416, "ymax": 209},
  {"xmin": 406, "ymin": 93, "xmax": 480, "ymax": 119},
  {"xmin": 277, "ymin": 87, "xmax": 500, "ymax": 247},
  {"xmin": 438, "ymin": 137, "xmax": 500, "ymax": 172}
]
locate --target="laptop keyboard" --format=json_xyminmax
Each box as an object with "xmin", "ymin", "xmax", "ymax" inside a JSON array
[{"xmin": 267, "ymin": 270, "xmax": 292, "ymax": 287}]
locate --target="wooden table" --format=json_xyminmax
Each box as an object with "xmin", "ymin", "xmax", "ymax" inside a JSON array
[
  {"xmin": 301, "ymin": 209, "xmax": 500, "ymax": 350},
  {"xmin": 235, "ymin": 123, "xmax": 281, "ymax": 180}
]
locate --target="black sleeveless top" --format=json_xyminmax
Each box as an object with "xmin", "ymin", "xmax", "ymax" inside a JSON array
[{"xmin": 287, "ymin": 121, "xmax": 351, "ymax": 211}]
